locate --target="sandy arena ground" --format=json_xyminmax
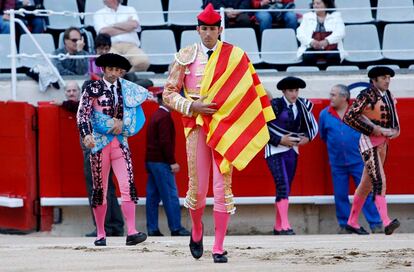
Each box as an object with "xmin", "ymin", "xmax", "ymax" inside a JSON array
[{"xmin": 0, "ymin": 233, "xmax": 413, "ymax": 271}]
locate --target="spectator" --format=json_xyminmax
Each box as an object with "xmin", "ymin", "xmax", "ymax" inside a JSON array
[
  {"xmin": 50, "ymin": 80, "xmax": 81, "ymax": 111},
  {"xmin": 93, "ymin": 0, "xmax": 150, "ymax": 72},
  {"xmin": 15, "ymin": 0, "xmax": 45, "ymax": 33},
  {"xmin": 89, "ymin": 33, "xmax": 153, "ymax": 88},
  {"xmin": 203, "ymin": 0, "xmax": 252, "ymax": 28},
  {"xmin": 319, "ymin": 84, "xmax": 383, "ymax": 234},
  {"xmin": 89, "ymin": 33, "xmax": 112, "ymax": 76},
  {"xmin": 296, "ymin": 0, "xmax": 346, "ymax": 68},
  {"xmin": 52, "ymin": 27, "xmax": 89, "ymax": 76},
  {"xmin": 0, "ymin": 0, "xmax": 13, "ymax": 34},
  {"xmin": 252, "ymin": 0, "xmax": 298, "ymax": 33},
  {"xmin": 145, "ymin": 91, "xmax": 190, "ymax": 237}
]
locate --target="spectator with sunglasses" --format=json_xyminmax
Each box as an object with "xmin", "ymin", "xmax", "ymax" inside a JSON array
[{"xmin": 52, "ymin": 27, "xmax": 89, "ymax": 76}]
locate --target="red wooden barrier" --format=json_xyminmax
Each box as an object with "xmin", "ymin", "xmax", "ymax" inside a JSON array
[
  {"xmin": 0, "ymin": 102, "xmax": 37, "ymax": 232},
  {"xmin": 36, "ymin": 98, "xmax": 414, "ymax": 229}
]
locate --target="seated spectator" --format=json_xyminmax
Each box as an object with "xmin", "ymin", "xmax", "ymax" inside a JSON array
[
  {"xmin": 89, "ymin": 33, "xmax": 112, "ymax": 76},
  {"xmin": 15, "ymin": 0, "xmax": 45, "ymax": 33},
  {"xmin": 296, "ymin": 0, "xmax": 346, "ymax": 68},
  {"xmin": 52, "ymin": 27, "xmax": 89, "ymax": 76},
  {"xmin": 89, "ymin": 33, "xmax": 153, "ymax": 88},
  {"xmin": 93, "ymin": 0, "xmax": 150, "ymax": 72},
  {"xmin": 203, "ymin": 0, "xmax": 252, "ymax": 28},
  {"xmin": 252, "ymin": 0, "xmax": 298, "ymax": 33},
  {"xmin": 0, "ymin": 0, "xmax": 13, "ymax": 34}
]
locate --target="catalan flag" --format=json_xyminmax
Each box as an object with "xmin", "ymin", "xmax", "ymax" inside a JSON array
[{"xmin": 183, "ymin": 41, "xmax": 275, "ymax": 174}]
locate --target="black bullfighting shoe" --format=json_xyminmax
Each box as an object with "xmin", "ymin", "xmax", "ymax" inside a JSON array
[
  {"xmin": 126, "ymin": 232, "xmax": 147, "ymax": 246},
  {"xmin": 384, "ymin": 219, "xmax": 400, "ymax": 235},
  {"xmin": 279, "ymin": 229, "xmax": 296, "ymax": 235},
  {"xmin": 345, "ymin": 224, "xmax": 369, "ymax": 235},
  {"xmin": 212, "ymin": 253, "xmax": 228, "ymax": 263},
  {"xmin": 94, "ymin": 237, "xmax": 106, "ymax": 246},
  {"xmin": 189, "ymin": 233, "xmax": 203, "ymax": 259}
]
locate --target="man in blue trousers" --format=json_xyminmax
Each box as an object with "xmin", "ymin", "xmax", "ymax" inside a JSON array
[
  {"xmin": 319, "ymin": 84, "xmax": 383, "ymax": 234},
  {"xmin": 145, "ymin": 91, "xmax": 190, "ymax": 237}
]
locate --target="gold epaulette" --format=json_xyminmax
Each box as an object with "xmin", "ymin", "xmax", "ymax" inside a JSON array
[{"xmin": 175, "ymin": 43, "xmax": 198, "ymax": 66}]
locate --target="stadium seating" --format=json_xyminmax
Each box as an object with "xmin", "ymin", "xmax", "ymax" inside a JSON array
[
  {"xmin": 326, "ymin": 65, "xmax": 360, "ymax": 71},
  {"xmin": 140, "ymin": 29, "xmax": 177, "ymax": 65},
  {"xmin": 128, "ymin": 0, "xmax": 167, "ymax": 27},
  {"xmin": 180, "ymin": 30, "xmax": 199, "ymax": 49},
  {"xmin": 261, "ymin": 28, "xmax": 301, "ymax": 65},
  {"xmin": 286, "ymin": 66, "xmax": 320, "ymax": 72},
  {"xmin": 376, "ymin": 0, "xmax": 414, "ymax": 22},
  {"xmin": 83, "ymin": 0, "xmax": 105, "ymax": 27},
  {"xmin": 0, "ymin": 35, "xmax": 19, "ymax": 69},
  {"xmin": 224, "ymin": 28, "xmax": 261, "ymax": 64},
  {"xmin": 343, "ymin": 24, "xmax": 383, "ymax": 63},
  {"xmin": 19, "ymin": 34, "xmax": 55, "ymax": 68},
  {"xmin": 43, "ymin": 0, "xmax": 82, "ymax": 29},
  {"xmin": 382, "ymin": 23, "xmax": 414, "ymax": 61},
  {"xmin": 335, "ymin": 0, "xmax": 374, "ymax": 24},
  {"xmin": 168, "ymin": 0, "xmax": 202, "ymax": 26}
]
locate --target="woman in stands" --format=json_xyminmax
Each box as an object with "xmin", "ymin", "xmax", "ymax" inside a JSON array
[{"xmin": 296, "ymin": 0, "xmax": 346, "ymax": 68}]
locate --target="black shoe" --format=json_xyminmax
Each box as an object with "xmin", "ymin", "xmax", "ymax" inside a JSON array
[
  {"xmin": 94, "ymin": 237, "xmax": 106, "ymax": 246},
  {"xmin": 25, "ymin": 69, "xmax": 39, "ymax": 82},
  {"xmin": 148, "ymin": 230, "xmax": 164, "ymax": 236},
  {"xmin": 51, "ymin": 81, "xmax": 60, "ymax": 89},
  {"xmin": 126, "ymin": 232, "xmax": 147, "ymax": 246},
  {"xmin": 345, "ymin": 224, "xmax": 369, "ymax": 235},
  {"xmin": 171, "ymin": 228, "xmax": 190, "ymax": 236},
  {"xmin": 273, "ymin": 229, "xmax": 280, "ymax": 235},
  {"xmin": 85, "ymin": 230, "xmax": 97, "ymax": 237},
  {"xmin": 189, "ymin": 233, "xmax": 203, "ymax": 259},
  {"xmin": 212, "ymin": 253, "xmax": 228, "ymax": 263},
  {"xmin": 279, "ymin": 229, "xmax": 296, "ymax": 235},
  {"xmin": 384, "ymin": 219, "xmax": 400, "ymax": 235}
]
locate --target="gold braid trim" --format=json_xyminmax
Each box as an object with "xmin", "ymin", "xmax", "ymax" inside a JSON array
[
  {"xmin": 184, "ymin": 127, "xmax": 200, "ymax": 210},
  {"xmin": 175, "ymin": 43, "xmax": 198, "ymax": 66},
  {"xmin": 223, "ymin": 167, "xmax": 236, "ymax": 214}
]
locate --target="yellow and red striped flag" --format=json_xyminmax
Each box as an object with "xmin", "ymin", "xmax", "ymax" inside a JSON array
[{"xmin": 185, "ymin": 41, "xmax": 275, "ymax": 174}]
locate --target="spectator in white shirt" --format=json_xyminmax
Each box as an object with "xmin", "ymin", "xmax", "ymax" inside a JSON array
[{"xmin": 93, "ymin": 0, "xmax": 150, "ymax": 72}]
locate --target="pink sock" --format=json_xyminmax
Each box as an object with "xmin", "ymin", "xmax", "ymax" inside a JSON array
[
  {"xmin": 189, "ymin": 207, "xmax": 204, "ymax": 242},
  {"xmin": 121, "ymin": 201, "xmax": 138, "ymax": 235},
  {"xmin": 274, "ymin": 202, "xmax": 282, "ymax": 231},
  {"xmin": 93, "ymin": 204, "xmax": 107, "ymax": 239},
  {"xmin": 374, "ymin": 195, "xmax": 391, "ymax": 226},
  {"xmin": 212, "ymin": 211, "xmax": 230, "ymax": 254},
  {"xmin": 347, "ymin": 194, "xmax": 365, "ymax": 228},
  {"xmin": 277, "ymin": 199, "xmax": 291, "ymax": 230}
]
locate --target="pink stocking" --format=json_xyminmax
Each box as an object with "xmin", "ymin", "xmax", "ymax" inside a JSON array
[
  {"xmin": 212, "ymin": 211, "xmax": 230, "ymax": 254},
  {"xmin": 347, "ymin": 194, "xmax": 366, "ymax": 228},
  {"xmin": 274, "ymin": 202, "xmax": 282, "ymax": 231},
  {"xmin": 374, "ymin": 195, "xmax": 391, "ymax": 226},
  {"xmin": 277, "ymin": 199, "xmax": 291, "ymax": 230},
  {"xmin": 121, "ymin": 201, "xmax": 138, "ymax": 235},
  {"xmin": 93, "ymin": 204, "xmax": 107, "ymax": 239},
  {"xmin": 189, "ymin": 207, "xmax": 205, "ymax": 242}
]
